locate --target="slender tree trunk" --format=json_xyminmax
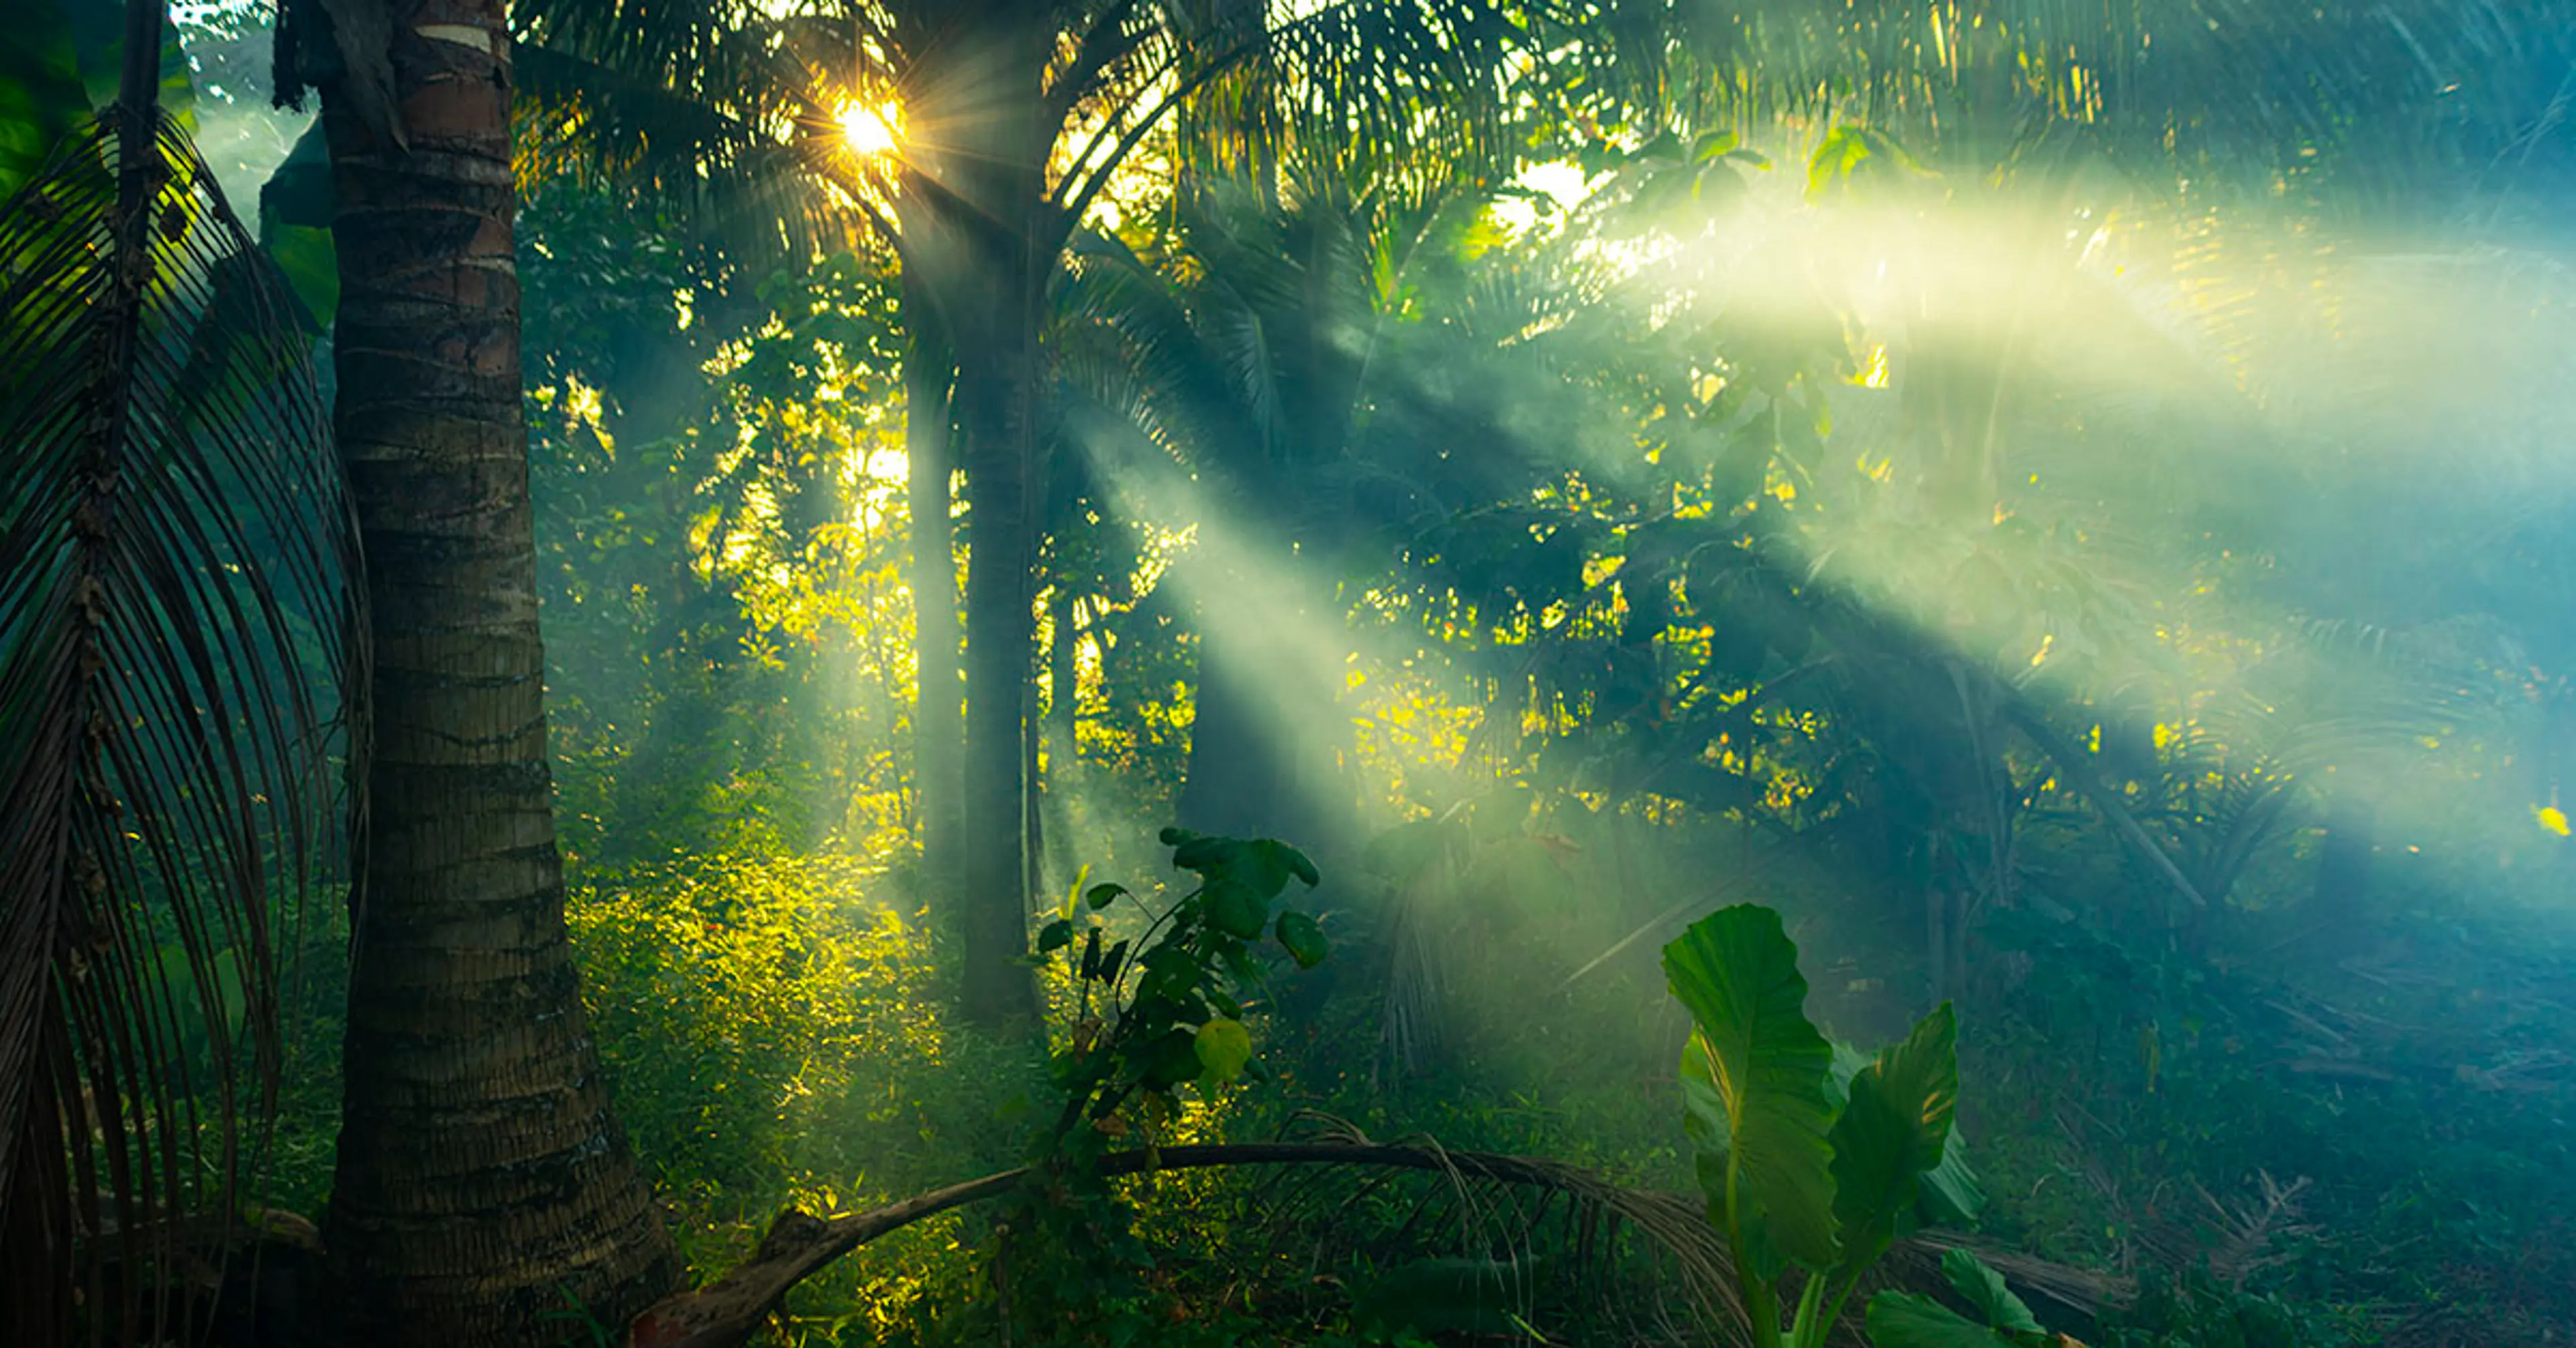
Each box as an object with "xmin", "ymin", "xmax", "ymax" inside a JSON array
[
  {"xmin": 901, "ymin": 265, "xmax": 964, "ymax": 916},
  {"xmin": 915, "ymin": 15, "xmax": 1052, "ymax": 1025},
  {"xmin": 312, "ymin": 0, "xmax": 678, "ymax": 1339},
  {"xmin": 1043, "ymin": 584, "xmax": 1081, "ymax": 887}
]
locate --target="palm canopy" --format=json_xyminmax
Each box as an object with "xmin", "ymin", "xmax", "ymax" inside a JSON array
[{"xmin": 513, "ymin": 0, "xmax": 1538, "ymax": 284}]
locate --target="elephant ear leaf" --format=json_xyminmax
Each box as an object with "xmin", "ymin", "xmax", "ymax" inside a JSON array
[
  {"xmin": 1828, "ymin": 1002, "xmax": 1961, "ymax": 1273},
  {"xmin": 1863, "ymin": 1292, "xmax": 2017, "ymax": 1348},
  {"xmin": 1941, "ymin": 1248, "xmax": 2043, "ymax": 1335},
  {"xmin": 1862, "ymin": 1249, "xmax": 2051, "ymax": 1348},
  {"xmin": 1917, "ymin": 1125, "xmax": 1986, "ymax": 1227},
  {"xmin": 1662, "ymin": 905, "xmax": 1840, "ymax": 1270}
]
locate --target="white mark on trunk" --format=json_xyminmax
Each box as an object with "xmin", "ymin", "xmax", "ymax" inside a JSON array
[{"xmin": 417, "ymin": 23, "xmax": 494, "ymax": 55}]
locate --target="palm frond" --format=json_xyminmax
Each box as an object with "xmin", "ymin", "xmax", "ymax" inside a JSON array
[{"xmin": 0, "ymin": 98, "xmax": 360, "ymax": 1341}]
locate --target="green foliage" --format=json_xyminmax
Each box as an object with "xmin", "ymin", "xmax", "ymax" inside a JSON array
[
  {"xmin": 1866, "ymin": 1249, "xmax": 2055, "ymax": 1348},
  {"xmin": 1665, "ymin": 905, "xmax": 2055, "ymax": 1348},
  {"xmin": 963, "ymin": 831, "xmax": 1330, "ymax": 1346},
  {"xmin": 568, "ymin": 853, "xmax": 1035, "ymax": 1205},
  {"xmin": 1036, "ymin": 830, "xmax": 1324, "ymax": 1137},
  {"xmin": 0, "ymin": 0, "xmax": 197, "ymax": 199},
  {"xmin": 1666, "ymin": 905, "xmax": 1843, "ymax": 1280}
]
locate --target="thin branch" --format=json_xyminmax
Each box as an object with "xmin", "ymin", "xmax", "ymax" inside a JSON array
[
  {"xmin": 625, "ymin": 1139, "xmax": 1693, "ymax": 1348},
  {"xmin": 2001, "ymin": 694, "xmax": 2210, "ymax": 910}
]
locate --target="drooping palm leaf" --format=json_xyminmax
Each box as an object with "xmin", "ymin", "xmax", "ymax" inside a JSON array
[{"xmin": 0, "ymin": 42, "xmax": 360, "ymax": 1339}]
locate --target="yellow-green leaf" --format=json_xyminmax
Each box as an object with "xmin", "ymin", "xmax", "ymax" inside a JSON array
[{"xmin": 1193, "ymin": 1018, "xmax": 1253, "ymax": 1083}]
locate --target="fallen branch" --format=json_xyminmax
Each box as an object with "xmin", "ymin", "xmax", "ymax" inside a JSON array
[{"xmin": 623, "ymin": 1139, "xmax": 1707, "ymax": 1348}]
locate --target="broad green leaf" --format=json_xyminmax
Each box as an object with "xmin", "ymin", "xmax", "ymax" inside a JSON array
[
  {"xmin": 1238, "ymin": 843, "xmax": 1295, "ymax": 899},
  {"xmin": 1085, "ymin": 882, "xmax": 1129, "ymax": 910},
  {"xmin": 1036, "ymin": 918, "xmax": 1075, "ymax": 954},
  {"xmin": 1864, "ymin": 1292, "xmax": 2014, "ymax": 1348},
  {"xmin": 1275, "ymin": 910, "xmax": 1329, "ymax": 968},
  {"xmin": 1662, "ymin": 905, "xmax": 1841, "ymax": 1270},
  {"xmin": 258, "ymin": 221, "xmax": 338, "ymax": 331},
  {"xmin": 1828, "ymin": 1004, "xmax": 1960, "ymax": 1275},
  {"xmin": 1919, "ymin": 1129, "xmax": 1987, "ymax": 1227},
  {"xmin": 1805, "ymin": 125, "xmax": 1872, "ymax": 203},
  {"xmin": 0, "ymin": 8, "xmax": 84, "ymax": 201},
  {"xmin": 1193, "ymin": 1018, "xmax": 1253, "ymax": 1082},
  {"xmin": 1206, "ymin": 879, "xmax": 1267, "ymax": 938},
  {"xmin": 1171, "ymin": 833, "xmax": 1232, "ymax": 871},
  {"xmin": 1137, "ymin": 1027, "xmax": 1203, "ymax": 1086},
  {"xmin": 1272, "ymin": 841, "xmax": 1320, "ymax": 887},
  {"xmin": 1941, "ymin": 1249, "xmax": 2042, "ymax": 1335}
]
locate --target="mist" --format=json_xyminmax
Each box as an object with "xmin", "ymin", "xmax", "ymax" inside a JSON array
[{"xmin": 7, "ymin": 1, "xmax": 2572, "ymax": 1344}]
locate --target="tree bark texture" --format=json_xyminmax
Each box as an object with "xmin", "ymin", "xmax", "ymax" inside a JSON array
[
  {"xmin": 910, "ymin": 17, "xmax": 1053, "ymax": 1024},
  {"xmin": 313, "ymin": 0, "xmax": 678, "ymax": 1339}
]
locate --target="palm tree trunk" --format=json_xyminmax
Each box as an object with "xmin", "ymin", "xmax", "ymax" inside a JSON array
[{"xmin": 309, "ymin": 0, "xmax": 678, "ymax": 1339}]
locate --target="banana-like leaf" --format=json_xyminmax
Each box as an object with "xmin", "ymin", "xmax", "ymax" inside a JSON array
[
  {"xmin": 1827, "ymin": 1003, "xmax": 1960, "ymax": 1276},
  {"xmin": 1663, "ymin": 903, "xmax": 1840, "ymax": 1271},
  {"xmin": 1941, "ymin": 1247, "xmax": 2043, "ymax": 1335},
  {"xmin": 0, "ymin": 97, "xmax": 359, "ymax": 1340},
  {"xmin": 1864, "ymin": 1249, "xmax": 2053, "ymax": 1348},
  {"xmin": 1864, "ymin": 1292, "xmax": 2020, "ymax": 1348}
]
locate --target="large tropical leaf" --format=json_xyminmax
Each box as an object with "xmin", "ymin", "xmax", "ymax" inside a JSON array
[
  {"xmin": 1827, "ymin": 1002, "xmax": 1960, "ymax": 1276},
  {"xmin": 1866, "ymin": 1247, "xmax": 2052, "ymax": 1348},
  {"xmin": 0, "ymin": 76, "xmax": 359, "ymax": 1343},
  {"xmin": 1662, "ymin": 903, "xmax": 1840, "ymax": 1271}
]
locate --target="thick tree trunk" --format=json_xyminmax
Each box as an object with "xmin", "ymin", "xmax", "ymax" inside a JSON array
[
  {"xmin": 955, "ymin": 331, "xmax": 1040, "ymax": 1021},
  {"xmin": 314, "ymin": 0, "xmax": 678, "ymax": 1339},
  {"xmin": 901, "ymin": 266, "xmax": 964, "ymax": 915},
  {"xmin": 912, "ymin": 17, "xmax": 1053, "ymax": 1025},
  {"xmin": 1178, "ymin": 622, "xmax": 1299, "ymax": 840}
]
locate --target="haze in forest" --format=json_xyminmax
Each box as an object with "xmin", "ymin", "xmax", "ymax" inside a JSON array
[{"xmin": 6, "ymin": 1, "xmax": 2575, "ymax": 1345}]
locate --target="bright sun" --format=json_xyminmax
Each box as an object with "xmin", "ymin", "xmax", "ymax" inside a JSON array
[{"xmin": 838, "ymin": 101, "xmax": 900, "ymax": 157}]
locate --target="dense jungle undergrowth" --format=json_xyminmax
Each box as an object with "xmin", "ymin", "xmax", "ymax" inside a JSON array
[
  {"xmin": 556, "ymin": 834, "xmax": 2576, "ymax": 1348},
  {"xmin": 241, "ymin": 815, "xmax": 2576, "ymax": 1348}
]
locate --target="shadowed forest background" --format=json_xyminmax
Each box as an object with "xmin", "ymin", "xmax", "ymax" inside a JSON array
[{"xmin": 7, "ymin": 0, "xmax": 2576, "ymax": 1345}]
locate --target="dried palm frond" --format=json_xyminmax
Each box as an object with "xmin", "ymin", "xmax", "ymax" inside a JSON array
[
  {"xmin": 0, "ymin": 13, "xmax": 361, "ymax": 1338},
  {"xmin": 2194, "ymin": 1171, "xmax": 2316, "ymax": 1291}
]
